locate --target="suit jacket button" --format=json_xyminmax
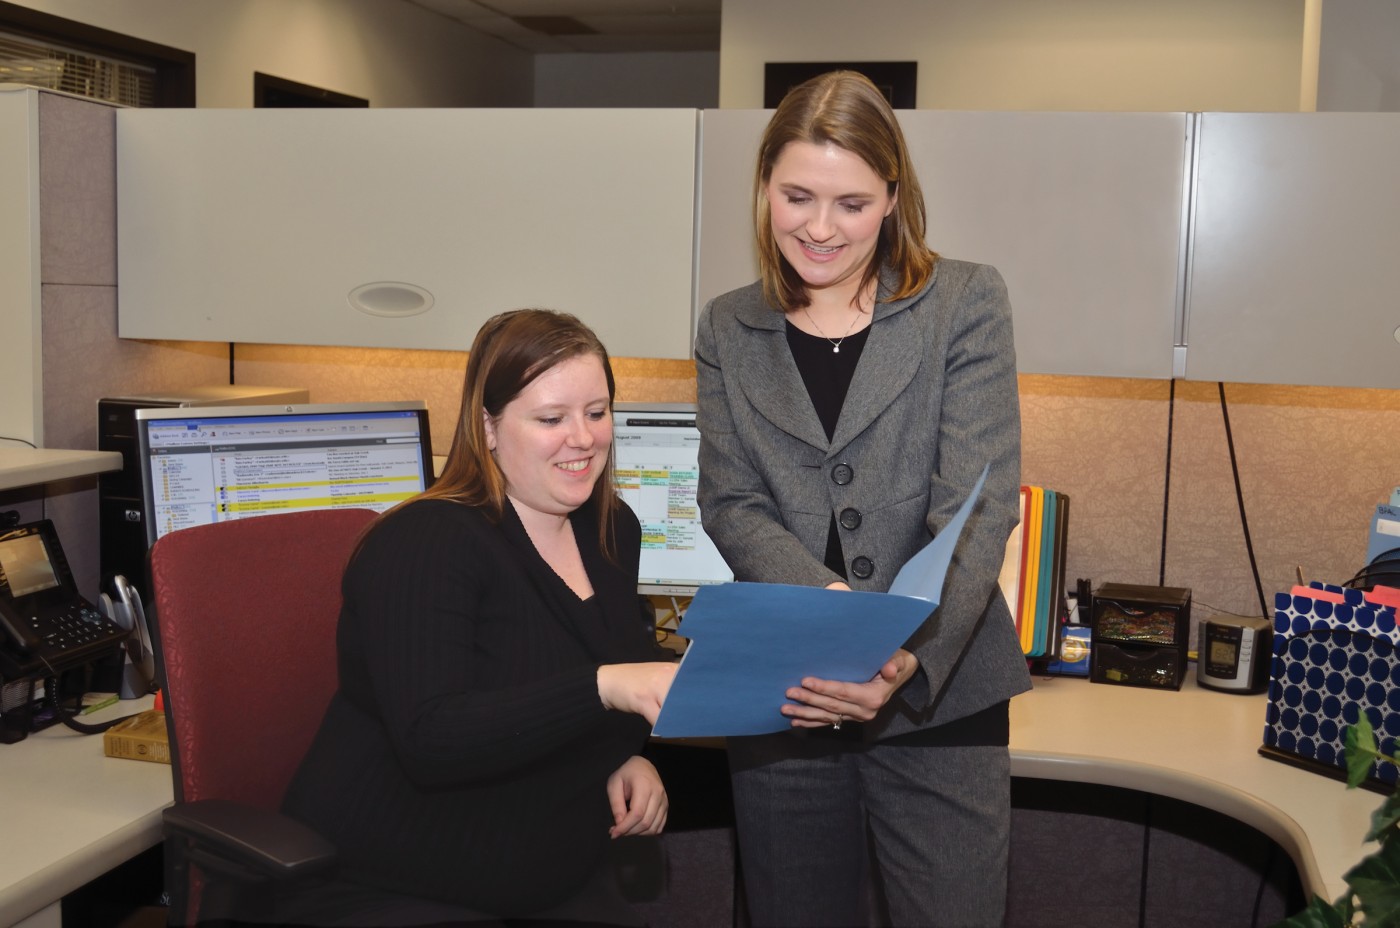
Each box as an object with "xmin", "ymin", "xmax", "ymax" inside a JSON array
[
  {"xmin": 839, "ymin": 508, "xmax": 862, "ymax": 530},
  {"xmin": 831, "ymin": 463, "xmax": 854, "ymax": 486},
  {"xmin": 850, "ymin": 556, "xmax": 874, "ymax": 579}
]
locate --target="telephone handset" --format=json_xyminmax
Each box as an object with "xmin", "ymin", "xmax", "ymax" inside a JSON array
[
  {"xmin": 0, "ymin": 520, "xmax": 128, "ymax": 678},
  {"xmin": 0, "ymin": 597, "xmax": 43, "ymax": 653},
  {"xmin": 104, "ymin": 573, "xmax": 156, "ymax": 698}
]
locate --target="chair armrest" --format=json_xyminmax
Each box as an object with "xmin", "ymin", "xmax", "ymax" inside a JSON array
[{"xmin": 163, "ymin": 799, "xmax": 337, "ymax": 880}]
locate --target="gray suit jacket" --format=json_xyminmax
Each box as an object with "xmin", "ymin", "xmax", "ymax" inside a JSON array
[{"xmin": 694, "ymin": 258, "xmax": 1032, "ymax": 739}]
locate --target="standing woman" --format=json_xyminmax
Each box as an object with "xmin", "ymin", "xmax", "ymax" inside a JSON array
[
  {"xmin": 695, "ymin": 72, "xmax": 1031, "ymax": 927},
  {"xmin": 280, "ymin": 309, "xmax": 676, "ymax": 927}
]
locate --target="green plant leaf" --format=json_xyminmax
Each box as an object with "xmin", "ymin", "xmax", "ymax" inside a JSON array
[
  {"xmin": 1269, "ymin": 893, "xmax": 1349, "ymax": 928},
  {"xmin": 1367, "ymin": 790, "xmax": 1400, "ymax": 844},
  {"xmin": 1348, "ymin": 836, "xmax": 1400, "ymax": 928},
  {"xmin": 1346, "ymin": 716, "xmax": 1379, "ymax": 788}
]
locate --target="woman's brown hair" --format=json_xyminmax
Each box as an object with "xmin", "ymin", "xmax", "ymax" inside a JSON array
[
  {"xmin": 414, "ymin": 308, "xmax": 622, "ymax": 559},
  {"xmin": 754, "ymin": 70, "xmax": 937, "ymax": 313}
]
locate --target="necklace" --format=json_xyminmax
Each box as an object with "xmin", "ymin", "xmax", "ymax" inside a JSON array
[{"xmin": 801, "ymin": 306, "xmax": 862, "ymax": 354}]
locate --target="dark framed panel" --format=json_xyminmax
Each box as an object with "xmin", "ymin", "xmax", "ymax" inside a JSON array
[
  {"xmin": 254, "ymin": 72, "xmax": 367, "ymax": 108},
  {"xmin": 0, "ymin": 0, "xmax": 194, "ymax": 106},
  {"xmin": 764, "ymin": 61, "xmax": 917, "ymax": 109}
]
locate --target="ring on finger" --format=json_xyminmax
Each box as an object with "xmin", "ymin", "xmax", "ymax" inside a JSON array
[{"xmin": 832, "ymin": 714, "xmax": 844, "ymax": 730}]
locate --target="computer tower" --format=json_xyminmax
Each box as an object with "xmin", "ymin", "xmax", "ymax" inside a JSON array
[{"xmin": 97, "ymin": 386, "xmax": 310, "ymax": 595}]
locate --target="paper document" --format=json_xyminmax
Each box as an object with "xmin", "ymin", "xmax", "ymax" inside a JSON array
[
  {"xmin": 652, "ymin": 466, "xmax": 989, "ymax": 738},
  {"xmin": 1369, "ymin": 504, "xmax": 1400, "ymax": 565}
]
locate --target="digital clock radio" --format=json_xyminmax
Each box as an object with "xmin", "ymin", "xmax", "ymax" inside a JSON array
[{"xmin": 1196, "ymin": 615, "xmax": 1271, "ymax": 694}]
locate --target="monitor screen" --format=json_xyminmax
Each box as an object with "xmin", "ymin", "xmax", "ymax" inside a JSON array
[
  {"xmin": 612, "ymin": 402, "xmax": 732, "ymax": 597},
  {"xmin": 135, "ymin": 401, "xmax": 434, "ymax": 545}
]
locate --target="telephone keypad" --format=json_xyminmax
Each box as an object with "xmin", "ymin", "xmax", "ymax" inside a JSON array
[{"xmin": 31, "ymin": 604, "xmax": 124, "ymax": 655}]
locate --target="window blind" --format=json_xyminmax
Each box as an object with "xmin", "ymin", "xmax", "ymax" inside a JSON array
[{"xmin": 0, "ymin": 30, "xmax": 154, "ymax": 107}]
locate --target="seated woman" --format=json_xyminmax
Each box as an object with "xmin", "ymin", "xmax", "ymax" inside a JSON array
[{"xmin": 279, "ymin": 309, "xmax": 678, "ymax": 927}]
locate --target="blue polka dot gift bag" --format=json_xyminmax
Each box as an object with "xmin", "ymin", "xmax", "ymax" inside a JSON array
[{"xmin": 1261, "ymin": 582, "xmax": 1400, "ymax": 791}]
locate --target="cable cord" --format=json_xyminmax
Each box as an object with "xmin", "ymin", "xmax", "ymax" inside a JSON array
[
  {"xmin": 1219, "ymin": 383, "xmax": 1269, "ymax": 619},
  {"xmin": 1344, "ymin": 547, "xmax": 1400, "ymax": 589},
  {"xmin": 1192, "ymin": 597, "xmax": 1265, "ymax": 621},
  {"xmin": 45, "ymin": 662, "xmax": 142, "ymax": 735},
  {"xmin": 1159, "ymin": 379, "xmax": 1176, "ymax": 587}
]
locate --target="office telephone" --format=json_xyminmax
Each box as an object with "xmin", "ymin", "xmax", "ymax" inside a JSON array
[{"xmin": 0, "ymin": 520, "xmax": 127, "ymax": 680}]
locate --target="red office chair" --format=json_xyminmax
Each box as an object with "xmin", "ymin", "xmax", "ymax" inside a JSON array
[{"xmin": 148, "ymin": 508, "xmax": 378, "ymax": 926}]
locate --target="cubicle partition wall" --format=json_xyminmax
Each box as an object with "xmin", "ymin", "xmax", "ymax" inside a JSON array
[{"xmin": 1186, "ymin": 112, "xmax": 1400, "ymax": 387}]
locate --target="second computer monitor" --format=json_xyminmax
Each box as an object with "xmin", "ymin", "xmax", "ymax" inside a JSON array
[
  {"xmin": 612, "ymin": 402, "xmax": 733, "ymax": 598},
  {"xmin": 135, "ymin": 401, "xmax": 435, "ymax": 545}
]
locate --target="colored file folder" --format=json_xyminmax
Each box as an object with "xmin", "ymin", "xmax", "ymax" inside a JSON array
[
  {"xmin": 652, "ymin": 466, "xmax": 989, "ymax": 738},
  {"xmin": 996, "ymin": 492, "xmax": 1025, "ymax": 637},
  {"xmin": 1004, "ymin": 486, "xmax": 1070, "ymax": 660}
]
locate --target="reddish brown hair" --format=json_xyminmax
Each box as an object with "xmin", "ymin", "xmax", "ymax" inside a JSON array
[{"xmin": 416, "ymin": 309, "xmax": 621, "ymax": 558}]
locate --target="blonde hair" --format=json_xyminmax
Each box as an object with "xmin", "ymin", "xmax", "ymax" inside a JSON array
[
  {"xmin": 754, "ymin": 70, "xmax": 937, "ymax": 313},
  {"xmin": 416, "ymin": 308, "xmax": 621, "ymax": 559}
]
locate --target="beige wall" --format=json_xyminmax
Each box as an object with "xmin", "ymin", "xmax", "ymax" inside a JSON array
[
  {"xmin": 13, "ymin": 0, "xmax": 1377, "ymax": 114},
  {"xmin": 7, "ymin": 0, "xmax": 532, "ymax": 107},
  {"xmin": 719, "ymin": 0, "xmax": 1307, "ymax": 111},
  {"xmin": 19, "ymin": 0, "xmax": 1400, "ymax": 114}
]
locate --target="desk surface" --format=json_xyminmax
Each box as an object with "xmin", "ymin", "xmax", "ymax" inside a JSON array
[
  {"xmin": 1010, "ymin": 673, "xmax": 1376, "ymax": 902},
  {"xmin": 0, "ymin": 678, "xmax": 1377, "ymax": 925},
  {"xmin": 0, "ymin": 696, "xmax": 170, "ymax": 928}
]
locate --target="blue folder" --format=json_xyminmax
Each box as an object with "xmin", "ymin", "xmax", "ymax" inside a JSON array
[{"xmin": 652, "ymin": 466, "xmax": 989, "ymax": 738}]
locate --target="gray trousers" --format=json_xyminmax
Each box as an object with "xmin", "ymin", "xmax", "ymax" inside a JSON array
[{"xmin": 728, "ymin": 733, "xmax": 1010, "ymax": 928}]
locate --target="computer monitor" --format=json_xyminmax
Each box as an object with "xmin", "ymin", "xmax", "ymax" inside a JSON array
[
  {"xmin": 135, "ymin": 401, "xmax": 435, "ymax": 545},
  {"xmin": 612, "ymin": 402, "xmax": 733, "ymax": 598}
]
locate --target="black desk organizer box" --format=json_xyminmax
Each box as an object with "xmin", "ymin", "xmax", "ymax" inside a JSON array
[
  {"xmin": 1089, "ymin": 583, "xmax": 1192, "ymax": 690},
  {"xmin": 1261, "ymin": 583, "xmax": 1400, "ymax": 792}
]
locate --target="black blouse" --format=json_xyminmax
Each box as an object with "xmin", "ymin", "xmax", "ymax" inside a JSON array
[{"xmin": 785, "ymin": 321, "xmax": 870, "ymax": 579}]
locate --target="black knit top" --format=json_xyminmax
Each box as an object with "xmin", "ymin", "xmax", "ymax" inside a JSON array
[{"xmin": 281, "ymin": 496, "xmax": 664, "ymax": 916}]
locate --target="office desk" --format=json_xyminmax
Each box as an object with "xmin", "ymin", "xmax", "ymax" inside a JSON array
[
  {"xmin": 0, "ymin": 679, "xmax": 1381, "ymax": 925},
  {"xmin": 1010, "ymin": 673, "xmax": 1376, "ymax": 902},
  {"xmin": 0, "ymin": 696, "xmax": 169, "ymax": 928}
]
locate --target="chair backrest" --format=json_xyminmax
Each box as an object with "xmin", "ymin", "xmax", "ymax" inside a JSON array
[{"xmin": 149, "ymin": 508, "xmax": 377, "ymax": 809}]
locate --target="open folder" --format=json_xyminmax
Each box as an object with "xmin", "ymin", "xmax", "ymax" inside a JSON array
[{"xmin": 652, "ymin": 466, "xmax": 989, "ymax": 738}]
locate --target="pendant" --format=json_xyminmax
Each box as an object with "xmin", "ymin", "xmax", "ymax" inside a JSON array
[{"xmin": 833, "ymin": 345, "xmax": 840, "ymax": 354}]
